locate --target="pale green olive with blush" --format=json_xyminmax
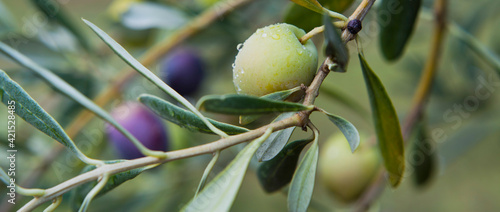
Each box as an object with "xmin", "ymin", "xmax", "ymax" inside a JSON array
[
  {"xmin": 319, "ymin": 134, "xmax": 381, "ymax": 204},
  {"xmin": 233, "ymin": 23, "xmax": 318, "ymax": 97}
]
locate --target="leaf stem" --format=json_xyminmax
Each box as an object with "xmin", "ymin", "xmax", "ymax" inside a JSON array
[
  {"xmin": 323, "ymin": 8, "xmax": 349, "ymax": 21},
  {"xmin": 402, "ymin": 0, "xmax": 447, "ymax": 141},
  {"xmin": 78, "ymin": 173, "xmax": 110, "ymax": 212},
  {"xmin": 42, "ymin": 196, "xmax": 62, "ymax": 212},
  {"xmin": 195, "ymin": 151, "xmax": 220, "ymax": 197}
]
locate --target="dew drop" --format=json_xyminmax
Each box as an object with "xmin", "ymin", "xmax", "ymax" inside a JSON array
[
  {"xmin": 272, "ymin": 34, "xmax": 280, "ymax": 40},
  {"xmin": 232, "ymin": 63, "xmax": 236, "ymax": 69},
  {"xmin": 262, "ymin": 33, "xmax": 267, "ymax": 38},
  {"xmin": 236, "ymin": 43, "xmax": 244, "ymax": 51}
]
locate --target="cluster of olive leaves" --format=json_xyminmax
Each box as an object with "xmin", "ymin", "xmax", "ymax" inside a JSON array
[{"xmin": 1, "ymin": 0, "xmax": 499, "ymax": 211}]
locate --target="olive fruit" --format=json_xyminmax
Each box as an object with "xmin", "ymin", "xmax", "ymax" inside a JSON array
[
  {"xmin": 319, "ymin": 134, "xmax": 380, "ymax": 203},
  {"xmin": 160, "ymin": 49, "xmax": 205, "ymax": 97},
  {"xmin": 106, "ymin": 102, "xmax": 168, "ymax": 159},
  {"xmin": 233, "ymin": 23, "xmax": 318, "ymax": 97}
]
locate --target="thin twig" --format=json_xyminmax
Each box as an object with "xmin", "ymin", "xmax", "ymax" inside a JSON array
[{"xmin": 401, "ymin": 0, "xmax": 447, "ymax": 140}]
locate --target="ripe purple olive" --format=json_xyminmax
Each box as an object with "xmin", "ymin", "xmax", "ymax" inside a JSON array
[
  {"xmin": 160, "ymin": 49, "xmax": 205, "ymax": 96},
  {"xmin": 106, "ymin": 102, "xmax": 168, "ymax": 159}
]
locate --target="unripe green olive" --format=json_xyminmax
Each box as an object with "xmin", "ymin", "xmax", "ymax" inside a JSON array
[
  {"xmin": 319, "ymin": 134, "xmax": 381, "ymax": 203},
  {"xmin": 233, "ymin": 23, "xmax": 318, "ymax": 97}
]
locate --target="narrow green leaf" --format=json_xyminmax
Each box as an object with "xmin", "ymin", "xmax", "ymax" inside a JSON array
[
  {"xmin": 0, "ymin": 1, "xmax": 15, "ymax": 33},
  {"xmin": 449, "ymin": 23, "xmax": 500, "ymax": 74},
  {"xmin": 240, "ymin": 87, "xmax": 300, "ymax": 125},
  {"xmin": 359, "ymin": 53, "xmax": 405, "ymax": 187},
  {"xmin": 326, "ymin": 0, "xmax": 355, "ymax": 13},
  {"xmin": 378, "ymin": 0, "xmax": 421, "ymax": 60},
  {"xmin": 284, "ymin": 3, "xmax": 323, "ymax": 32},
  {"xmin": 198, "ymin": 94, "xmax": 312, "ymax": 115},
  {"xmin": 0, "ymin": 168, "xmax": 11, "ymax": 185},
  {"xmin": 260, "ymin": 86, "xmax": 302, "ymax": 101},
  {"xmin": 0, "ymin": 41, "xmax": 152, "ymax": 159},
  {"xmin": 284, "ymin": 0, "xmax": 353, "ymax": 32},
  {"xmin": 121, "ymin": 2, "xmax": 188, "ymax": 30},
  {"xmin": 290, "ymin": 0, "xmax": 324, "ymax": 14},
  {"xmin": 83, "ymin": 19, "xmax": 228, "ymax": 138},
  {"xmin": 410, "ymin": 123, "xmax": 435, "ymax": 186},
  {"xmin": 181, "ymin": 128, "xmax": 273, "ymax": 212},
  {"xmin": 323, "ymin": 14, "xmax": 349, "ymax": 71},
  {"xmin": 323, "ymin": 112, "xmax": 360, "ymax": 152},
  {"xmin": 257, "ymin": 138, "xmax": 313, "ymax": 193},
  {"xmin": 70, "ymin": 160, "xmax": 146, "ymax": 211},
  {"xmin": 139, "ymin": 94, "xmax": 248, "ymax": 135},
  {"xmin": 256, "ymin": 112, "xmax": 296, "ymax": 162},
  {"xmin": 30, "ymin": 0, "xmax": 91, "ymax": 51},
  {"xmin": 288, "ymin": 138, "xmax": 319, "ymax": 212},
  {"xmin": 0, "ymin": 70, "xmax": 83, "ymax": 157}
]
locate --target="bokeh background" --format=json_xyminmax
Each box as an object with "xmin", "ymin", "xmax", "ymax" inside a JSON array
[{"xmin": 0, "ymin": 0, "xmax": 499, "ymax": 211}]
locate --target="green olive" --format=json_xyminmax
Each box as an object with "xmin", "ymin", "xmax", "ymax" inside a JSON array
[
  {"xmin": 319, "ymin": 134, "xmax": 381, "ymax": 203},
  {"xmin": 233, "ymin": 23, "xmax": 318, "ymax": 97}
]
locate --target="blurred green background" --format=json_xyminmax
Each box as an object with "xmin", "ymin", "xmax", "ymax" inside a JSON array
[{"xmin": 0, "ymin": 0, "xmax": 499, "ymax": 211}]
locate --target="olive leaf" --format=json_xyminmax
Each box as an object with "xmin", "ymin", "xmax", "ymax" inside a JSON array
[
  {"xmin": 284, "ymin": 0, "xmax": 354, "ymax": 32},
  {"xmin": 0, "ymin": 70, "xmax": 86, "ymax": 160},
  {"xmin": 255, "ymin": 112, "xmax": 296, "ymax": 162},
  {"xmin": 240, "ymin": 87, "xmax": 301, "ymax": 125},
  {"xmin": 197, "ymin": 94, "xmax": 313, "ymax": 115},
  {"xmin": 181, "ymin": 129, "xmax": 272, "ymax": 212},
  {"xmin": 257, "ymin": 138, "xmax": 313, "ymax": 193},
  {"xmin": 378, "ymin": 0, "xmax": 421, "ymax": 60},
  {"xmin": 0, "ymin": 41, "xmax": 149, "ymax": 159},
  {"xmin": 322, "ymin": 111, "xmax": 360, "ymax": 152},
  {"xmin": 121, "ymin": 2, "xmax": 188, "ymax": 30},
  {"xmin": 289, "ymin": 0, "xmax": 324, "ymax": 14},
  {"xmin": 323, "ymin": 14, "xmax": 349, "ymax": 71},
  {"xmin": 449, "ymin": 23, "xmax": 500, "ymax": 75},
  {"xmin": 30, "ymin": 0, "xmax": 91, "ymax": 51},
  {"xmin": 410, "ymin": 122, "xmax": 435, "ymax": 186},
  {"xmin": 139, "ymin": 94, "xmax": 248, "ymax": 135},
  {"xmin": 359, "ymin": 53, "xmax": 405, "ymax": 187},
  {"xmin": 287, "ymin": 137, "xmax": 319, "ymax": 212},
  {"xmin": 83, "ymin": 19, "xmax": 228, "ymax": 138}
]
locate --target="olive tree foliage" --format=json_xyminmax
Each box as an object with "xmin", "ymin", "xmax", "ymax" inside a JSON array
[{"xmin": 0, "ymin": 0, "xmax": 498, "ymax": 211}]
